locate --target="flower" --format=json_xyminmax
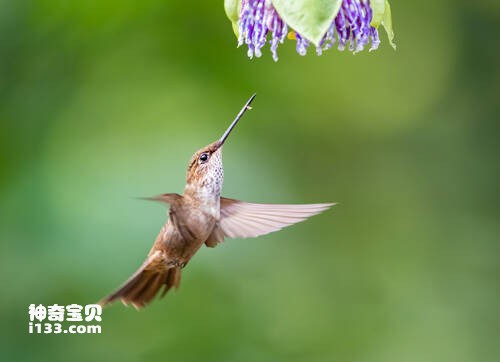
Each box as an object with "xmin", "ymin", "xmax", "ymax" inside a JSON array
[
  {"xmin": 238, "ymin": 0, "xmax": 288, "ymax": 61},
  {"xmin": 237, "ymin": 0, "xmax": 384, "ymax": 61}
]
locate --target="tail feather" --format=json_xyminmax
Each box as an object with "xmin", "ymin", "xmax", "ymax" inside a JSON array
[
  {"xmin": 161, "ymin": 267, "xmax": 181, "ymax": 298},
  {"xmin": 140, "ymin": 272, "xmax": 166, "ymax": 304},
  {"xmin": 99, "ymin": 251, "xmax": 182, "ymax": 309}
]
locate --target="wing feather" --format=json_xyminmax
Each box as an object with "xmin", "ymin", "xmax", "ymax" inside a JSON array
[{"xmin": 218, "ymin": 197, "xmax": 334, "ymax": 239}]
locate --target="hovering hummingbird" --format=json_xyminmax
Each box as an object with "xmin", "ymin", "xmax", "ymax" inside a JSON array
[{"xmin": 99, "ymin": 94, "xmax": 334, "ymax": 309}]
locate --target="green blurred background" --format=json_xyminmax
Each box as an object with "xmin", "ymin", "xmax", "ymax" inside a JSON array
[{"xmin": 1, "ymin": 1, "xmax": 499, "ymax": 361}]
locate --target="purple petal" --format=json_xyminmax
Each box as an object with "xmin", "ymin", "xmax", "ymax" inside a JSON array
[{"xmin": 237, "ymin": 0, "xmax": 382, "ymax": 60}]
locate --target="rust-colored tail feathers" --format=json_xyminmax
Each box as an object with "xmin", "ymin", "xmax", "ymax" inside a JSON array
[{"xmin": 99, "ymin": 251, "xmax": 181, "ymax": 309}]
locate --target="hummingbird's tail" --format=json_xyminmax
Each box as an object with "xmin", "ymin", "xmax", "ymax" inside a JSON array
[{"xmin": 99, "ymin": 251, "xmax": 181, "ymax": 309}]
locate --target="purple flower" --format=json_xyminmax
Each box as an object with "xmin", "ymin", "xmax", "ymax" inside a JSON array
[{"xmin": 238, "ymin": 0, "xmax": 381, "ymax": 61}]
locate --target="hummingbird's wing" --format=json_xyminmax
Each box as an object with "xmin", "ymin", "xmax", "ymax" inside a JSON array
[
  {"xmin": 140, "ymin": 193, "xmax": 182, "ymax": 204},
  {"xmin": 216, "ymin": 197, "xmax": 334, "ymax": 240}
]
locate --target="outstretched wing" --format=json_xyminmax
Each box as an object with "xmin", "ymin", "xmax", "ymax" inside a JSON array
[
  {"xmin": 211, "ymin": 197, "xmax": 334, "ymax": 243},
  {"xmin": 139, "ymin": 193, "xmax": 182, "ymax": 205}
]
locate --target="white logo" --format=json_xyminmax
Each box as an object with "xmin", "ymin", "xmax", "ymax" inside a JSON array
[{"xmin": 28, "ymin": 304, "xmax": 102, "ymax": 334}]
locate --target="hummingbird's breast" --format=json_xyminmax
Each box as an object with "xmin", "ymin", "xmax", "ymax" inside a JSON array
[
  {"xmin": 158, "ymin": 191, "xmax": 220, "ymax": 263},
  {"xmin": 183, "ymin": 189, "xmax": 221, "ymax": 226}
]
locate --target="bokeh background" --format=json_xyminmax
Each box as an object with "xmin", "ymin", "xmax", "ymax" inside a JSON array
[{"xmin": 1, "ymin": 1, "xmax": 499, "ymax": 361}]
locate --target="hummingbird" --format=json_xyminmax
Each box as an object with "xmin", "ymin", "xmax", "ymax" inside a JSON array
[{"xmin": 99, "ymin": 94, "xmax": 334, "ymax": 309}]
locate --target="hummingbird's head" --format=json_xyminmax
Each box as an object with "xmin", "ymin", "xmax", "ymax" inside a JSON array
[
  {"xmin": 184, "ymin": 94, "xmax": 256, "ymax": 198},
  {"xmin": 185, "ymin": 140, "xmax": 224, "ymax": 193}
]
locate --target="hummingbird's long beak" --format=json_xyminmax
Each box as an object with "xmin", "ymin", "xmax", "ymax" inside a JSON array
[{"xmin": 218, "ymin": 93, "xmax": 256, "ymax": 147}]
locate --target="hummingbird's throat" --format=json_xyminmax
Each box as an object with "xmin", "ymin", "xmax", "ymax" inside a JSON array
[
  {"xmin": 185, "ymin": 162, "xmax": 224, "ymax": 204},
  {"xmin": 184, "ymin": 172, "xmax": 223, "ymax": 209}
]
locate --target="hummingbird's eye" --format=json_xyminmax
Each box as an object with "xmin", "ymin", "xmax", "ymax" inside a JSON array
[{"xmin": 199, "ymin": 153, "xmax": 209, "ymax": 163}]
